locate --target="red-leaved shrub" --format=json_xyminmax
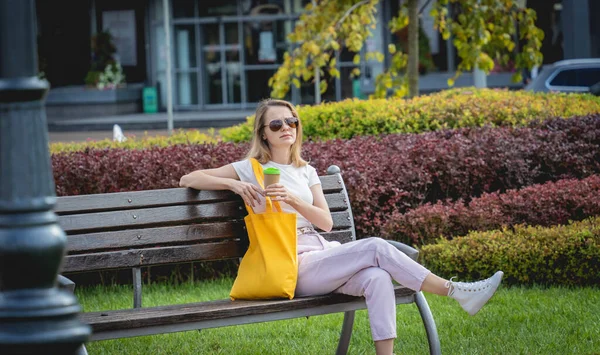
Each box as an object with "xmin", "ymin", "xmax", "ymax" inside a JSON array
[
  {"xmin": 382, "ymin": 175, "xmax": 600, "ymax": 245},
  {"xmin": 303, "ymin": 114, "xmax": 600, "ymax": 236},
  {"xmin": 53, "ymin": 143, "xmax": 249, "ymax": 196},
  {"xmin": 52, "ymin": 115, "xmax": 600, "ymax": 237}
]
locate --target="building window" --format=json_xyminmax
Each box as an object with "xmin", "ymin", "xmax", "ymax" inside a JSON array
[
  {"xmin": 199, "ymin": 0, "xmax": 239, "ymax": 17},
  {"xmin": 152, "ymin": 0, "xmax": 372, "ymax": 108}
]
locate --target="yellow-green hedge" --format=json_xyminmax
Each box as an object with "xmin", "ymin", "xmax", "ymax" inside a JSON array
[
  {"xmin": 219, "ymin": 88, "xmax": 600, "ymax": 142},
  {"xmin": 420, "ymin": 217, "xmax": 600, "ymax": 286},
  {"xmin": 50, "ymin": 129, "xmax": 218, "ymax": 154}
]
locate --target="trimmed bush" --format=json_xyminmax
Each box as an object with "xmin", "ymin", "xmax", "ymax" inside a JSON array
[
  {"xmin": 53, "ymin": 143, "xmax": 248, "ymax": 196},
  {"xmin": 220, "ymin": 88, "xmax": 600, "ymax": 142},
  {"xmin": 382, "ymin": 175, "xmax": 600, "ymax": 245},
  {"xmin": 303, "ymin": 115, "xmax": 600, "ymax": 236},
  {"xmin": 53, "ymin": 115, "xmax": 600, "ymax": 239},
  {"xmin": 420, "ymin": 217, "xmax": 600, "ymax": 286},
  {"xmin": 50, "ymin": 129, "xmax": 218, "ymax": 154}
]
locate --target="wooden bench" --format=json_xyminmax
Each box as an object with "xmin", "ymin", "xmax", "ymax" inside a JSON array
[{"xmin": 56, "ymin": 166, "xmax": 441, "ymax": 354}]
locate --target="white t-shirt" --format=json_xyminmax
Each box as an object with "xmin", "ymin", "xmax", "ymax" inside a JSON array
[{"xmin": 231, "ymin": 159, "xmax": 321, "ymax": 228}]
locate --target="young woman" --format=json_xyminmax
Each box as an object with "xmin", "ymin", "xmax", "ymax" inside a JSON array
[{"xmin": 180, "ymin": 99, "xmax": 503, "ymax": 355}]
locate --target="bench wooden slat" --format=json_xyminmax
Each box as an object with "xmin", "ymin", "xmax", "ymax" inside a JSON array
[
  {"xmin": 320, "ymin": 230, "xmax": 353, "ymax": 244},
  {"xmin": 319, "ymin": 174, "xmax": 344, "ymax": 193},
  {"xmin": 62, "ymin": 241, "xmax": 244, "ymax": 273},
  {"xmin": 331, "ymin": 211, "xmax": 352, "ymax": 230},
  {"xmin": 55, "ymin": 189, "xmax": 234, "ymax": 215},
  {"xmin": 66, "ymin": 222, "xmax": 244, "ymax": 254},
  {"xmin": 60, "ymin": 193, "xmax": 348, "ymax": 234},
  {"xmin": 55, "ymin": 176, "xmax": 343, "ymax": 215},
  {"xmin": 81, "ymin": 286, "xmax": 415, "ymax": 333},
  {"xmin": 59, "ymin": 201, "xmax": 244, "ymax": 234},
  {"xmin": 63, "ymin": 232, "xmax": 355, "ymax": 274},
  {"xmin": 66, "ymin": 212, "xmax": 352, "ymax": 254},
  {"xmin": 324, "ymin": 193, "xmax": 348, "ymax": 212}
]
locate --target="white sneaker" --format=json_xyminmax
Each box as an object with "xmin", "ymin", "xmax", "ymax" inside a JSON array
[{"xmin": 447, "ymin": 271, "xmax": 504, "ymax": 316}]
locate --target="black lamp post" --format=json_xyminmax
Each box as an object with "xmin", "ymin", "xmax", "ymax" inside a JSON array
[{"xmin": 0, "ymin": 0, "xmax": 90, "ymax": 353}]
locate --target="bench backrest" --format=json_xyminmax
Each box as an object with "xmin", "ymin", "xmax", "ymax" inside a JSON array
[{"xmin": 56, "ymin": 167, "xmax": 355, "ymax": 275}]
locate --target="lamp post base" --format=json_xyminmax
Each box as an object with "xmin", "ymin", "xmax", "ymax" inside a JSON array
[{"xmin": 0, "ymin": 288, "xmax": 89, "ymax": 354}]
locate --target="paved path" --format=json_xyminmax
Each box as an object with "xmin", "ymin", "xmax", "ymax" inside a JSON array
[
  {"xmin": 48, "ymin": 110, "xmax": 253, "ymax": 132},
  {"xmin": 48, "ymin": 128, "xmax": 215, "ymax": 143},
  {"xmin": 46, "ymin": 110, "xmax": 246, "ymax": 143}
]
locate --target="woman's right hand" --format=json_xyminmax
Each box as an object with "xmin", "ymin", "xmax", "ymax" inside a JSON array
[{"xmin": 230, "ymin": 180, "xmax": 264, "ymax": 208}]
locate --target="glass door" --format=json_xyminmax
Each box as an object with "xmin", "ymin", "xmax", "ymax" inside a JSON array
[
  {"xmin": 201, "ymin": 22, "xmax": 241, "ymax": 106},
  {"xmin": 174, "ymin": 24, "xmax": 198, "ymax": 107},
  {"xmin": 243, "ymin": 19, "xmax": 288, "ymax": 103}
]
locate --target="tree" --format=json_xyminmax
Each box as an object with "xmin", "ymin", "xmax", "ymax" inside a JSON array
[
  {"xmin": 268, "ymin": 0, "xmax": 544, "ymax": 100},
  {"xmin": 407, "ymin": 0, "xmax": 419, "ymax": 97}
]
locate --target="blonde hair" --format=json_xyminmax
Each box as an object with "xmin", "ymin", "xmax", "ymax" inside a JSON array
[{"xmin": 246, "ymin": 99, "xmax": 307, "ymax": 167}]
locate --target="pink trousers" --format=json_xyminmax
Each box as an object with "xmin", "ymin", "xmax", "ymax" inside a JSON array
[{"xmin": 294, "ymin": 228, "xmax": 431, "ymax": 341}]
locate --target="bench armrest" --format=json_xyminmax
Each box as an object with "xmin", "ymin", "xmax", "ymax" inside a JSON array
[
  {"xmin": 384, "ymin": 239, "xmax": 419, "ymax": 261},
  {"xmin": 57, "ymin": 275, "xmax": 76, "ymax": 293}
]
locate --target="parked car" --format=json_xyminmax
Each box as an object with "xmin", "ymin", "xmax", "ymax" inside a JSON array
[{"xmin": 524, "ymin": 58, "xmax": 600, "ymax": 95}]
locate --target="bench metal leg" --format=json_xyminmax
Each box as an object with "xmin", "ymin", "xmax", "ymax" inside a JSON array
[
  {"xmin": 335, "ymin": 310, "xmax": 355, "ymax": 355},
  {"xmin": 415, "ymin": 292, "xmax": 441, "ymax": 355},
  {"xmin": 75, "ymin": 345, "xmax": 89, "ymax": 355},
  {"xmin": 133, "ymin": 267, "xmax": 142, "ymax": 308}
]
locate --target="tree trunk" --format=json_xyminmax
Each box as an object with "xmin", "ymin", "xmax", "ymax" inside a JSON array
[{"xmin": 407, "ymin": 0, "xmax": 419, "ymax": 98}]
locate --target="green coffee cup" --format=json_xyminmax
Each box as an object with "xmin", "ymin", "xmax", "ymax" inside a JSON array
[{"xmin": 264, "ymin": 167, "xmax": 280, "ymax": 186}]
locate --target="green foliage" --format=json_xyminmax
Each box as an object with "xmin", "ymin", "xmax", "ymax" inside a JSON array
[
  {"xmin": 373, "ymin": 1, "xmax": 411, "ymax": 98},
  {"xmin": 218, "ymin": 116, "xmax": 256, "ymax": 144},
  {"xmin": 96, "ymin": 62, "xmax": 126, "ymax": 90},
  {"xmin": 269, "ymin": 0, "xmax": 380, "ymax": 99},
  {"xmin": 84, "ymin": 70, "xmax": 101, "ymax": 87},
  {"xmin": 89, "ymin": 31, "xmax": 117, "ymax": 71},
  {"xmin": 374, "ymin": 10, "xmax": 436, "ymax": 98},
  {"xmin": 420, "ymin": 217, "xmax": 600, "ymax": 287},
  {"xmin": 270, "ymin": 0, "xmax": 544, "ymax": 99},
  {"xmin": 49, "ymin": 129, "xmax": 218, "ymax": 154},
  {"xmin": 220, "ymin": 88, "xmax": 600, "ymax": 142},
  {"xmin": 434, "ymin": 0, "xmax": 544, "ymax": 85}
]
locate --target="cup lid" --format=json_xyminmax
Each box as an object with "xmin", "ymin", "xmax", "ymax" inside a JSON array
[{"xmin": 264, "ymin": 167, "xmax": 280, "ymax": 175}]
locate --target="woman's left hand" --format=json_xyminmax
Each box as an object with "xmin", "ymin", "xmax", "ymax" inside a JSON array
[{"xmin": 264, "ymin": 183, "xmax": 299, "ymax": 206}]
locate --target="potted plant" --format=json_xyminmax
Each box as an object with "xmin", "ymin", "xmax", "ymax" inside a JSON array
[{"xmin": 85, "ymin": 31, "xmax": 126, "ymax": 90}]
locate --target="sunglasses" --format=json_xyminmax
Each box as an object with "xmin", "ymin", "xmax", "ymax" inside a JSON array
[{"xmin": 263, "ymin": 117, "xmax": 299, "ymax": 132}]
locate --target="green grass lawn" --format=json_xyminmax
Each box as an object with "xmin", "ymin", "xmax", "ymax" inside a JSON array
[{"xmin": 76, "ymin": 278, "xmax": 600, "ymax": 354}]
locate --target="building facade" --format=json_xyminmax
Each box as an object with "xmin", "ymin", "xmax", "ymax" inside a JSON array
[{"xmin": 35, "ymin": 0, "xmax": 599, "ymax": 117}]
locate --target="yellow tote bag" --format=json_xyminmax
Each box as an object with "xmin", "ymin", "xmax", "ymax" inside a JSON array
[{"xmin": 230, "ymin": 158, "xmax": 298, "ymax": 300}]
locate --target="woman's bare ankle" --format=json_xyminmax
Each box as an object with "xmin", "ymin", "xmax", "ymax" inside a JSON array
[{"xmin": 420, "ymin": 273, "xmax": 450, "ymax": 296}]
